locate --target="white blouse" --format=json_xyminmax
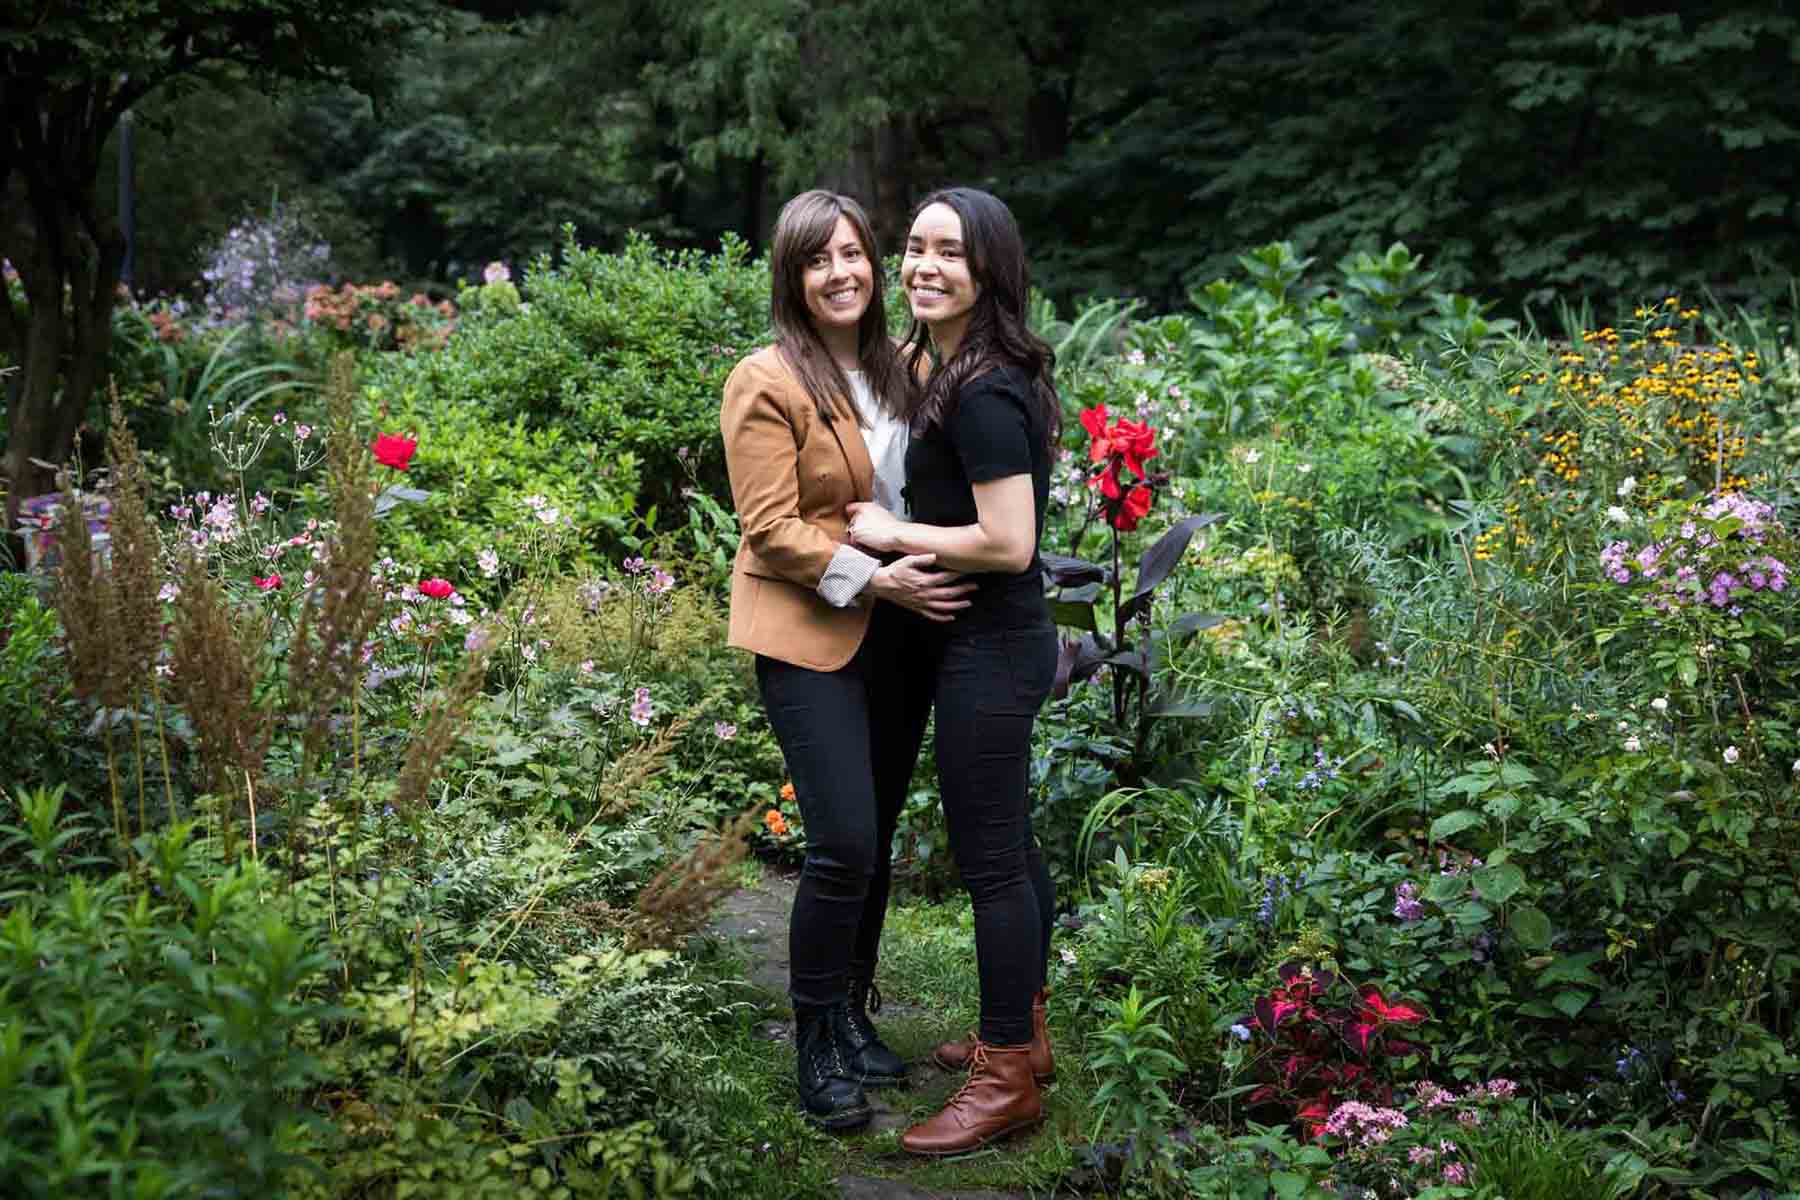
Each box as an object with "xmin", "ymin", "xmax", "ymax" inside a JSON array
[{"xmin": 816, "ymin": 371, "xmax": 909, "ymax": 608}]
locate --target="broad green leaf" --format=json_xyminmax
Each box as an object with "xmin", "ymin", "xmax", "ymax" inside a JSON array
[
  {"xmin": 1551, "ymin": 989, "xmax": 1592, "ymax": 1019},
  {"xmin": 1678, "ymin": 656, "xmax": 1698, "ymax": 687},
  {"xmin": 1511, "ymin": 905, "xmax": 1553, "ymax": 949},
  {"xmin": 1430, "ymin": 809, "xmax": 1484, "ymax": 840},
  {"xmin": 1473, "ymin": 862, "xmax": 1525, "ymax": 905},
  {"xmin": 1424, "ymin": 873, "xmax": 1468, "ymax": 903}
]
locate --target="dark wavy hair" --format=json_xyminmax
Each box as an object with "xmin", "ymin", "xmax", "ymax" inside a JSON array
[
  {"xmin": 768, "ymin": 189, "xmax": 910, "ymax": 426},
  {"xmin": 899, "ymin": 187, "xmax": 1059, "ymax": 447}
]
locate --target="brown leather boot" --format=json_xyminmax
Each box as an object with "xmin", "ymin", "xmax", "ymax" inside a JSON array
[
  {"xmin": 930, "ymin": 988, "xmax": 1054, "ymax": 1084},
  {"xmin": 900, "ymin": 1041, "xmax": 1043, "ymax": 1156}
]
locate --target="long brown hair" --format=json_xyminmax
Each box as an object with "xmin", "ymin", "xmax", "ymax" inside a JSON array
[
  {"xmin": 769, "ymin": 190, "xmax": 910, "ymax": 426},
  {"xmin": 900, "ymin": 187, "xmax": 1060, "ymax": 448}
]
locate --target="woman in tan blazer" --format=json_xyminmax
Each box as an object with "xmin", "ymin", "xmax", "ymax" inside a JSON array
[{"xmin": 719, "ymin": 190, "xmax": 973, "ymax": 1131}]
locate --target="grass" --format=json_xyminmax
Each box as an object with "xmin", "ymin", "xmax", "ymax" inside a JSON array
[{"xmin": 692, "ymin": 893, "xmax": 1102, "ymax": 1197}]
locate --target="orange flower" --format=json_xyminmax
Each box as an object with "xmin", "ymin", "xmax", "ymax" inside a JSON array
[
  {"xmin": 764, "ymin": 809, "xmax": 790, "ymax": 837},
  {"xmin": 779, "ymin": 781, "xmax": 796, "ymax": 803}
]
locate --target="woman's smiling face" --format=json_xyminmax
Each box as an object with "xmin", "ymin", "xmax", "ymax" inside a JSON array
[
  {"xmin": 802, "ymin": 215, "xmax": 875, "ymax": 334},
  {"xmin": 902, "ymin": 202, "xmax": 978, "ymax": 332}
]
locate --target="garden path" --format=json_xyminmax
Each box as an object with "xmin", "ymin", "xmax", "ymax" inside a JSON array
[{"xmin": 710, "ymin": 875, "xmax": 1035, "ymax": 1200}]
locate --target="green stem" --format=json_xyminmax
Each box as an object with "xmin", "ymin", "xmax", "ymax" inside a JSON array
[
  {"xmin": 152, "ymin": 678, "xmax": 177, "ymax": 823},
  {"xmin": 102, "ymin": 714, "xmax": 126, "ymax": 857},
  {"xmin": 131, "ymin": 697, "xmax": 147, "ymax": 838}
]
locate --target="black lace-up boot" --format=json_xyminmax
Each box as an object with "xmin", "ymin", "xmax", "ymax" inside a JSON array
[
  {"xmin": 794, "ymin": 1004, "xmax": 873, "ymax": 1130},
  {"xmin": 843, "ymin": 975, "xmax": 907, "ymax": 1086}
]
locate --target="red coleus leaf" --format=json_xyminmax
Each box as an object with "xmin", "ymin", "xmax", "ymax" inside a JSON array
[
  {"xmin": 1359, "ymin": 984, "xmax": 1431, "ymax": 1025},
  {"xmin": 1340, "ymin": 1020, "xmax": 1380, "ymax": 1057},
  {"xmin": 1295, "ymin": 1096, "xmax": 1334, "ymax": 1141},
  {"xmin": 1254, "ymin": 995, "xmax": 1303, "ymax": 1033}
]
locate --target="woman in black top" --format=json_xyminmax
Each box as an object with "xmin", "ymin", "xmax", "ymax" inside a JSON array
[{"xmin": 846, "ymin": 187, "xmax": 1059, "ymax": 1156}]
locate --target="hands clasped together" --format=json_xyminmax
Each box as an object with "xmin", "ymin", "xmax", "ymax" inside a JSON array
[{"xmin": 846, "ymin": 500, "xmax": 975, "ymax": 622}]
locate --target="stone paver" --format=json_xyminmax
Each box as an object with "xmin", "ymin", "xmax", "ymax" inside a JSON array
[{"xmin": 709, "ymin": 875, "xmax": 1036, "ymax": 1200}]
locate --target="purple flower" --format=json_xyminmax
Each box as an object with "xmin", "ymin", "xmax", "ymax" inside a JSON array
[
  {"xmin": 629, "ymin": 686, "xmax": 653, "ymax": 727},
  {"xmin": 1393, "ymin": 881, "xmax": 1425, "ymax": 922}
]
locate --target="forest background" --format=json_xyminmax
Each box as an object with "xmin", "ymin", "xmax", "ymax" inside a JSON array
[
  {"xmin": 79, "ymin": 0, "xmax": 1800, "ymax": 313},
  {"xmin": 4, "ymin": 2, "xmax": 1800, "ymax": 1197}
]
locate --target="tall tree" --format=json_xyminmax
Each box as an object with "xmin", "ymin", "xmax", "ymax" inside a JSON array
[{"xmin": 0, "ymin": 0, "xmax": 442, "ymax": 548}]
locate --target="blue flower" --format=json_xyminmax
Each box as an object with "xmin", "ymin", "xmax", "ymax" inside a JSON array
[{"xmin": 1229, "ymin": 1023, "xmax": 1252, "ymax": 1042}]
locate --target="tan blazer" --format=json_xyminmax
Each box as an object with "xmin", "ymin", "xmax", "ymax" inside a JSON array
[{"xmin": 720, "ymin": 345, "xmax": 877, "ymax": 671}]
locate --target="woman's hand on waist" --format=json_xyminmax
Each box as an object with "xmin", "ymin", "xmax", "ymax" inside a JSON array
[
  {"xmin": 867, "ymin": 553, "xmax": 976, "ymax": 623},
  {"xmin": 845, "ymin": 500, "xmax": 904, "ymax": 553}
]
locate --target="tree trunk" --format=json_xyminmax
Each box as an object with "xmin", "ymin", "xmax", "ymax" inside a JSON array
[{"xmin": 0, "ymin": 165, "xmax": 125, "ymax": 567}]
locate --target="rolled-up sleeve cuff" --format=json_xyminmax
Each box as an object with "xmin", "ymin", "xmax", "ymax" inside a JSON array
[{"xmin": 817, "ymin": 544, "xmax": 881, "ymax": 608}]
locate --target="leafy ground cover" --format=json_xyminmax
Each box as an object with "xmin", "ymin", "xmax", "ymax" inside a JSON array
[{"xmin": 2, "ymin": 237, "xmax": 1797, "ymax": 1198}]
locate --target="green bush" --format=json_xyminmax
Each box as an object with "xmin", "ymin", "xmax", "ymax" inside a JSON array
[
  {"xmin": 0, "ymin": 799, "xmax": 329, "ymax": 1199},
  {"xmin": 366, "ymin": 229, "xmax": 769, "ymax": 526}
]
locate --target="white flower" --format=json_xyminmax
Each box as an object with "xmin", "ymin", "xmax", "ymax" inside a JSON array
[
  {"xmin": 1244, "ymin": 449, "xmax": 1262, "ymax": 464},
  {"xmin": 1792, "ymin": 758, "xmax": 1799, "ymax": 775},
  {"xmin": 1650, "ymin": 697, "xmax": 1668, "ymax": 713},
  {"xmin": 1617, "ymin": 476, "xmax": 1636, "ymax": 498},
  {"xmin": 157, "ymin": 581, "xmax": 179, "ymax": 603},
  {"xmin": 1623, "ymin": 736, "xmax": 1641, "ymax": 753},
  {"xmin": 1059, "ymin": 947, "xmax": 1078, "ymax": 966},
  {"xmin": 1297, "ymin": 462, "xmax": 1313, "ymax": 474},
  {"xmin": 1723, "ymin": 745, "xmax": 1740, "ymax": 764},
  {"xmin": 1617, "ymin": 720, "xmax": 1629, "ymax": 732},
  {"xmin": 477, "ymin": 547, "xmax": 500, "ymax": 577},
  {"xmin": 1605, "ymin": 505, "xmax": 1630, "ymax": 523}
]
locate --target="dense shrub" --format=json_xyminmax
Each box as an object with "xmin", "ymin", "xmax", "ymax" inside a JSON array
[
  {"xmin": 365, "ymin": 229, "xmax": 769, "ymax": 524},
  {"xmin": 0, "ymin": 803, "xmax": 328, "ymax": 1199}
]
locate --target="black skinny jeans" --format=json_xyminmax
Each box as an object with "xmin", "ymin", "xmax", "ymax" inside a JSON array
[
  {"xmin": 756, "ymin": 601, "xmax": 933, "ymax": 1010},
  {"xmin": 927, "ymin": 616, "xmax": 1058, "ymax": 1046}
]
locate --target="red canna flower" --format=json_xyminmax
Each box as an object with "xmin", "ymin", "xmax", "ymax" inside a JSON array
[
  {"xmin": 1079, "ymin": 404, "xmax": 1114, "ymax": 462},
  {"xmin": 418, "ymin": 577, "xmax": 456, "ymax": 600},
  {"xmin": 1109, "ymin": 483, "xmax": 1153, "ymax": 532},
  {"xmin": 253, "ymin": 573, "xmax": 282, "ymax": 591},
  {"xmin": 1110, "ymin": 417, "xmax": 1159, "ymax": 478},
  {"xmin": 372, "ymin": 432, "xmax": 419, "ymax": 471}
]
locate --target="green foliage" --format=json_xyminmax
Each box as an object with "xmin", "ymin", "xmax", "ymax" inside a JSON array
[
  {"xmin": 0, "ymin": 806, "xmax": 329, "ymax": 1198},
  {"xmin": 0, "ymin": 575, "xmax": 88, "ymax": 792},
  {"xmin": 366, "ymin": 228, "xmax": 766, "ymax": 526},
  {"xmin": 1056, "ymin": 851, "xmax": 1220, "ymax": 1064},
  {"xmin": 1086, "ymin": 985, "xmax": 1187, "ymax": 1187},
  {"xmin": 360, "ymin": 378, "xmax": 640, "ymax": 581}
]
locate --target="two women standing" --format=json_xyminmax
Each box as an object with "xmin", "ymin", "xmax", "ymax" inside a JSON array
[{"xmin": 719, "ymin": 187, "xmax": 1059, "ymax": 1156}]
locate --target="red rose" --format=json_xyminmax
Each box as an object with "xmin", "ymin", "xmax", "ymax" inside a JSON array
[
  {"xmin": 253, "ymin": 573, "xmax": 282, "ymax": 591},
  {"xmin": 418, "ymin": 578, "xmax": 455, "ymax": 599},
  {"xmin": 1108, "ymin": 483, "xmax": 1153, "ymax": 532},
  {"xmin": 372, "ymin": 432, "xmax": 419, "ymax": 471}
]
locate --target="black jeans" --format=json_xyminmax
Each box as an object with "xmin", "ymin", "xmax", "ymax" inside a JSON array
[
  {"xmin": 756, "ymin": 602, "xmax": 933, "ymax": 1009},
  {"xmin": 928, "ymin": 618, "xmax": 1058, "ymax": 1046}
]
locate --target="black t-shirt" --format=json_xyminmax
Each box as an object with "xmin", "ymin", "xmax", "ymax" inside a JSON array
[{"xmin": 903, "ymin": 363, "xmax": 1052, "ymax": 629}]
